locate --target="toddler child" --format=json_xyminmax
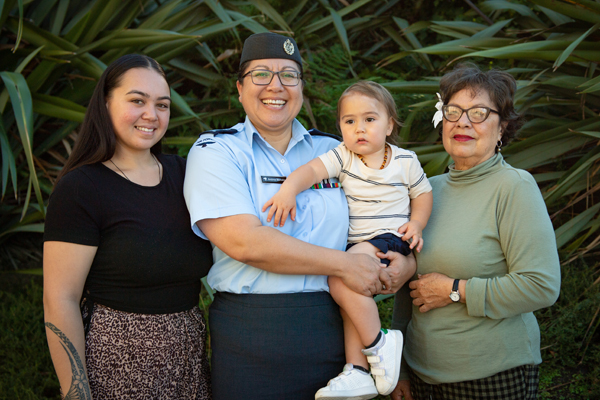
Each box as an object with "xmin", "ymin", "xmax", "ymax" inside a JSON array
[{"xmin": 263, "ymin": 81, "xmax": 433, "ymax": 400}]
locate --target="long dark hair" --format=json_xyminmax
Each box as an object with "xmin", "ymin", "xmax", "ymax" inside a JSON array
[{"xmin": 56, "ymin": 54, "xmax": 169, "ymax": 184}]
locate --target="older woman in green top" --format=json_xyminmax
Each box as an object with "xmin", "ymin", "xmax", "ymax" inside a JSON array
[{"xmin": 391, "ymin": 64, "xmax": 561, "ymax": 400}]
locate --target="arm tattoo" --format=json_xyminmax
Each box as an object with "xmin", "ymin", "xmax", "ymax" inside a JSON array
[{"xmin": 45, "ymin": 322, "xmax": 92, "ymax": 400}]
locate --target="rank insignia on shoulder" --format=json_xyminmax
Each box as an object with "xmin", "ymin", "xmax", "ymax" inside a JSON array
[
  {"xmin": 308, "ymin": 128, "xmax": 341, "ymax": 141},
  {"xmin": 198, "ymin": 128, "xmax": 238, "ymax": 138},
  {"xmin": 195, "ymin": 138, "xmax": 216, "ymax": 148}
]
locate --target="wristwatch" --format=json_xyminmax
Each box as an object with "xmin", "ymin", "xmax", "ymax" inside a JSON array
[{"xmin": 449, "ymin": 279, "xmax": 461, "ymax": 302}]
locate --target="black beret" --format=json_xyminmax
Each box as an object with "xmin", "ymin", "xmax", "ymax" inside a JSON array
[{"xmin": 239, "ymin": 32, "xmax": 302, "ymax": 67}]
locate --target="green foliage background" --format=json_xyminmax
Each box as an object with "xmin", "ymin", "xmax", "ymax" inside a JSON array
[{"xmin": 1, "ymin": 0, "xmax": 599, "ymax": 398}]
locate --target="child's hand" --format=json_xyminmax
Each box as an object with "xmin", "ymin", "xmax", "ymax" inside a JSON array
[
  {"xmin": 398, "ymin": 220, "xmax": 424, "ymax": 252},
  {"xmin": 262, "ymin": 189, "xmax": 297, "ymax": 227}
]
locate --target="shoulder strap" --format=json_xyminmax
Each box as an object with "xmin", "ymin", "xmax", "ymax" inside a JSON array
[
  {"xmin": 198, "ymin": 128, "xmax": 238, "ymax": 138},
  {"xmin": 308, "ymin": 128, "xmax": 341, "ymax": 141}
]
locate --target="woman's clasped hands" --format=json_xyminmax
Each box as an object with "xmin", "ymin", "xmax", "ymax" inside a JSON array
[{"xmin": 338, "ymin": 250, "xmax": 416, "ymax": 297}]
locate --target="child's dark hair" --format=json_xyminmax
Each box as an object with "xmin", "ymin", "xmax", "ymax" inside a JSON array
[{"xmin": 336, "ymin": 81, "xmax": 402, "ymax": 142}]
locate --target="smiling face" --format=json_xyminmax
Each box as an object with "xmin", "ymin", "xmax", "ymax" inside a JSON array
[
  {"xmin": 106, "ymin": 68, "xmax": 170, "ymax": 154},
  {"xmin": 339, "ymin": 92, "xmax": 393, "ymax": 166},
  {"xmin": 442, "ymin": 88, "xmax": 504, "ymax": 170},
  {"xmin": 236, "ymin": 59, "xmax": 303, "ymax": 140}
]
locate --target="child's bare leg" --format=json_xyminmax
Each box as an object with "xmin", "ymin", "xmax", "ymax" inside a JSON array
[
  {"xmin": 339, "ymin": 307, "xmax": 369, "ymax": 369},
  {"xmin": 317, "ymin": 277, "xmax": 381, "ymax": 398},
  {"xmin": 329, "ymin": 274, "xmax": 381, "ymax": 346},
  {"xmin": 325, "ymin": 242, "xmax": 403, "ymax": 397},
  {"xmin": 329, "ymin": 242, "xmax": 382, "ymax": 360}
]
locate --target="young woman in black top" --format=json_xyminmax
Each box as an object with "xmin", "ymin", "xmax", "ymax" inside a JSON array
[{"xmin": 43, "ymin": 54, "xmax": 212, "ymax": 399}]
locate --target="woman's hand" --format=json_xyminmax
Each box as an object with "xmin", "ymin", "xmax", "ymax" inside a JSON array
[
  {"xmin": 340, "ymin": 252, "xmax": 388, "ymax": 296},
  {"xmin": 377, "ymin": 251, "xmax": 417, "ymax": 294},
  {"xmin": 409, "ymin": 272, "xmax": 455, "ymax": 312},
  {"xmin": 391, "ymin": 380, "xmax": 413, "ymax": 400}
]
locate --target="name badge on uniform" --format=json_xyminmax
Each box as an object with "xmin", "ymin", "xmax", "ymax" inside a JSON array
[
  {"xmin": 261, "ymin": 176, "xmax": 340, "ymax": 188},
  {"xmin": 262, "ymin": 176, "xmax": 287, "ymax": 184}
]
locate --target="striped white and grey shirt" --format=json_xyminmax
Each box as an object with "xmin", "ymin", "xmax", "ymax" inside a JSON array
[{"xmin": 319, "ymin": 143, "xmax": 432, "ymax": 243}]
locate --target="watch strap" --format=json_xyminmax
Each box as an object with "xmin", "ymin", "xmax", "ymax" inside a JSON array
[{"xmin": 452, "ymin": 279, "xmax": 459, "ymax": 292}]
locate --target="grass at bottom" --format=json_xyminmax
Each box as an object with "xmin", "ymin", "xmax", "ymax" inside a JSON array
[
  {"xmin": 0, "ymin": 277, "xmax": 61, "ymax": 400},
  {"xmin": 2, "ymin": 268, "xmax": 598, "ymax": 400},
  {"xmin": 537, "ymin": 257, "xmax": 600, "ymax": 400}
]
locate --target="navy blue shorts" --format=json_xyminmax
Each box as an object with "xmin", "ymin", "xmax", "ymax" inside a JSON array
[{"xmin": 346, "ymin": 233, "xmax": 411, "ymax": 265}]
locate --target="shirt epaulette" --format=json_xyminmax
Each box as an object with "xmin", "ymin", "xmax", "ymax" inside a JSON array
[
  {"xmin": 198, "ymin": 128, "xmax": 238, "ymax": 138},
  {"xmin": 308, "ymin": 128, "xmax": 341, "ymax": 141}
]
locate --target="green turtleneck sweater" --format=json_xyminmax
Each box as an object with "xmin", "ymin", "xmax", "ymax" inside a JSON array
[{"xmin": 392, "ymin": 153, "xmax": 561, "ymax": 384}]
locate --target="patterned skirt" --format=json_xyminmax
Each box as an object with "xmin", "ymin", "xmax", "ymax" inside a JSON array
[{"xmin": 83, "ymin": 302, "xmax": 211, "ymax": 400}]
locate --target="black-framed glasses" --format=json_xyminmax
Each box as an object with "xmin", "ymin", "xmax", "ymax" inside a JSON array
[
  {"xmin": 442, "ymin": 105, "xmax": 499, "ymax": 124},
  {"xmin": 242, "ymin": 69, "xmax": 302, "ymax": 87}
]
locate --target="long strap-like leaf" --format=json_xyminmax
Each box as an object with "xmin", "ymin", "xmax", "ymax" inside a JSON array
[
  {"xmin": 0, "ymin": 118, "xmax": 17, "ymax": 200},
  {"xmin": 0, "ymin": 72, "xmax": 45, "ymax": 217}
]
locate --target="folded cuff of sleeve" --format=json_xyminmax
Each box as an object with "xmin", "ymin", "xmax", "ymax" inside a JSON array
[
  {"xmin": 466, "ymin": 277, "xmax": 487, "ymax": 317},
  {"xmin": 190, "ymin": 205, "xmax": 257, "ymax": 238}
]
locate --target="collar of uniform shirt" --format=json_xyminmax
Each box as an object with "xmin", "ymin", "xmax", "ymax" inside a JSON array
[{"xmin": 242, "ymin": 117, "xmax": 314, "ymax": 151}]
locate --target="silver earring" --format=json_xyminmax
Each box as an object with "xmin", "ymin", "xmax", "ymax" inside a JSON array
[{"xmin": 497, "ymin": 139, "xmax": 503, "ymax": 152}]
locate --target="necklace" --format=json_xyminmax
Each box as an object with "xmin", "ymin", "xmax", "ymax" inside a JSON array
[
  {"xmin": 109, "ymin": 154, "xmax": 161, "ymax": 182},
  {"xmin": 357, "ymin": 144, "xmax": 388, "ymax": 170}
]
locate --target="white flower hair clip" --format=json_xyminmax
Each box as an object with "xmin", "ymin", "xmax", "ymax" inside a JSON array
[{"xmin": 432, "ymin": 92, "xmax": 443, "ymax": 128}]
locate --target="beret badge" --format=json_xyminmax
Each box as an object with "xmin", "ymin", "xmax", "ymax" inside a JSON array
[
  {"xmin": 239, "ymin": 33, "xmax": 302, "ymax": 66},
  {"xmin": 283, "ymin": 39, "xmax": 295, "ymax": 55}
]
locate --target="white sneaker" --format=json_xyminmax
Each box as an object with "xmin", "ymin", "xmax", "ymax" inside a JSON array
[
  {"xmin": 361, "ymin": 329, "xmax": 403, "ymax": 395},
  {"xmin": 315, "ymin": 363, "xmax": 378, "ymax": 400}
]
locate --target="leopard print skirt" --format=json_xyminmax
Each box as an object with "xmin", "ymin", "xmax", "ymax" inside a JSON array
[{"xmin": 83, "ymin": 302, "xmax": 211, "ymax": 399}]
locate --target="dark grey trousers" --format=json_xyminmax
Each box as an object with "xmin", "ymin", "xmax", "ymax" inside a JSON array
[{"xmin": 209, "ymin": 291, "xmax": 345, "ymax": 400}]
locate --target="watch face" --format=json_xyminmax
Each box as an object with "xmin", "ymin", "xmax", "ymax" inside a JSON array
[{"xmin": 449, "ymin": 292, "xmax": 460, "ymax": 302}]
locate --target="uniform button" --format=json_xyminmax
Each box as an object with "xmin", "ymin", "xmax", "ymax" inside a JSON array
[
  {"xmin": 280, "ymin": 159, "xmax": 285, "ymax": 163},
  {"xmin": 302, "ymin": 205, "xmax": 307, "ymax": 210},
  {"xmin": 302, "ymin": 232, "xmax": 308, "ymax": 237}
]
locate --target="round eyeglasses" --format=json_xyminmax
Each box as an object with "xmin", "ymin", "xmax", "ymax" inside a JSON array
[
  {"xmin": 242, "ymin": 69, "xmax": 302, "ymax": 87},
  {"xmin": 442, "ymin": 105, "xmax": 499, "ymax": 124}
]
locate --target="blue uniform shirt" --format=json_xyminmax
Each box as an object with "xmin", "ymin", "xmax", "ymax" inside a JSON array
[{"xmin": 184, "ymin": 117, "xmax": 349, "ymax": 294}]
